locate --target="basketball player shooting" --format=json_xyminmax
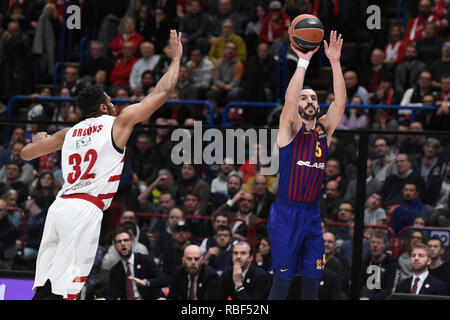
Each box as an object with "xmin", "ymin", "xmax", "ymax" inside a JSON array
[
  {"xmin": 20, "ymin": 30, "xmax": 183, "ymax": 300},
  {"xmin": 267, "ymin": 30, "xmax": 345, "ymax": 300}
]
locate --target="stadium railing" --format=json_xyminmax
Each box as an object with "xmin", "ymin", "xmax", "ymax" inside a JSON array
[
  {"xmin": 221, "ymin": 102, "xmax": 438, "ymax": 126},
  {"xmin": 135, "ymin": 212, "xmax": 251, "ymax": 244},
  {"xmin": 5, "ymin": 96, "xmax": 215, "ymax": 141},
  {"xmin": 325, "ymin": 221, "xmax": 398, "ymax": 255}
]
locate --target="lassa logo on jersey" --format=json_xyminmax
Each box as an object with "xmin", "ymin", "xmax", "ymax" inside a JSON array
[
  {"xmin": 296, "ymin": 160, "xmax": 325, "ymax": 170},
  {"xmin": 71, "ymin": 125, "xmax": 103, "ymax": 137}
]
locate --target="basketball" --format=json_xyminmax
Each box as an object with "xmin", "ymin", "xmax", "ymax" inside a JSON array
[{"xmin": 288, "ymin": 14, "xmax": 324, "ymax": 52}]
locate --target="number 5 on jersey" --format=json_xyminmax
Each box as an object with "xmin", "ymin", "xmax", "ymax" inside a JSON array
[
  {"xmin": 315, "ymin": 141, "xmax": 322, "ymax": 158},
  {"xmin": 67, "ymin": 149, "xmax": 98, "ymax": 184}
]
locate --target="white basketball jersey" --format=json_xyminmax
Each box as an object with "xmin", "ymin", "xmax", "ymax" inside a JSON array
[{"xmin": 57, "ymin": 115, "xmax": 125, "ymax": 210}]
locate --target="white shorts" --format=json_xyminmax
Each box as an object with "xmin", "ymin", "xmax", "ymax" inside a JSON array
[{"xmin": 33, "ymin": 197, "xmax": 103, "ymax": 299}]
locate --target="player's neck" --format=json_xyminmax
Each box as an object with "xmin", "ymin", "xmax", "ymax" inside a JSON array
[{"xmin": 302, "ymin": 119, "xmax": 316, "ymax": 130}]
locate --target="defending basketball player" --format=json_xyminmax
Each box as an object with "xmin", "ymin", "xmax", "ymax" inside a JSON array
[
  {"xmin": 267, "ymin": 30, "xmax": 345, "ymax": 300},
  {"xmin": 20, "ymin": 30, "xmax": 182, "ymax": 300}
]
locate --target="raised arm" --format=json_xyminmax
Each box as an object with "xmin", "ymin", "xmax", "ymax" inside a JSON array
[
  {"xmin": 319, "ymin": 31, "xmax": 346, "ymax": 137},
  {"xmin": 278, "ymin": 45, "xmax": 319, "ymax": 146},
  {"xmin": 20, "ymin": 128, "xmax": 70, "ymax": 161},
  {"xmin": 113, "ymin": 30, "xmax": 183, "ymax": 149}
]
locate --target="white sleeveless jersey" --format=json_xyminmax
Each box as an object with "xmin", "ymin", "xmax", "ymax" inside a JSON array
[{"xmin": 57, "ymin": 115, "xmax": 125, "ymax": 210}]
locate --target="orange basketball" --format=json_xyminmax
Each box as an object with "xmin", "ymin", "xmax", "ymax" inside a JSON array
[{"xmin": 288, "ymin": 14, "xmax": 324, "ymax": 52}]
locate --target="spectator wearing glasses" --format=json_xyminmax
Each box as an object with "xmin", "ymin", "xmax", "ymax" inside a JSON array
[
  {"xmin": 200, "ymin": 212, "xmax": 230, "ymax": 255},
  {"xmin": 327, "ymin": 200, "xmax": 354, "ymax": 243},
  {"xmin": 204, "ymin": 225, "xmax": 234, "ymax": 276},
  {"xmin": 400, "ymin": 70, "xmax": 438, "ymax": 107},
  {"xmin": 101, "ymin": 220, "xmax": 149, "ymax": 271},
  {"xmin": 105, "ymin": 227, "xmax": 167, "ymax": 300}
]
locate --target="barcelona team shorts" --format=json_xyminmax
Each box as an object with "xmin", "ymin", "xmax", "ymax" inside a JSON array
[{"xmin": 267, "ymin": 198, "xmax": 325, "ymax": 280}]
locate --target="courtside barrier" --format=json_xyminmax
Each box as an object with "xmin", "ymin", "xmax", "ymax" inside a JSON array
[{"xmin": 325, "ymin": 221, "xmax": 398, "ymax": 255}]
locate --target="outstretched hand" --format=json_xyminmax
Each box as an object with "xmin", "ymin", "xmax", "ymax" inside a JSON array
[
  {"xmin": 290, "ymin": 43, "xmax": 320, "ymax": 61},
  {"xmin": 167, "ymin": 29, "xmax": 183, "ymax": 60},
  {"xmin": 323, "ymin": 30, "xmax": 343, "ymax": 63}
]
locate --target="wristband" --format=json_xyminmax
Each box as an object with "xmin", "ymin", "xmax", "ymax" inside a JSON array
[
  {"xmin": 297, "ymin": 58, "xmax": 309, "ymax": 70},
  {"xmin": 226, "ymin": 199, "xmax": 234, "ymax": 207}
]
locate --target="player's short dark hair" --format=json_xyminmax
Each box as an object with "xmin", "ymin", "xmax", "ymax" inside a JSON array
[{"xmin": 76, "ymin": 85, "xmax": 107, "ymax": 118}]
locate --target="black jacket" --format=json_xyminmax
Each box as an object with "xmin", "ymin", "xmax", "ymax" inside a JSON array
[
  {"xmin": 167, "ymin": 264, "xmax": 219, "ymax": 300},
  {"xmin": 107, "ymin": 253, "xmax": 168, "ymax": 300},
  {"xmin": 395, "ymin": 273, "xmax": 448, "ymax": 296},
  {"xmin": 360, "ymin": 253, "xmax": 398, "ymax": 300},
  {"xmin": 217, "ymin": 264, "xmax": 270, "ymax": 300}
]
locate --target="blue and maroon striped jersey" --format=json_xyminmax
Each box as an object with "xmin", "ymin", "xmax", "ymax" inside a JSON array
[{"xmin": 277, "ymin": 122, "xmax": 328, "ymax": 203}]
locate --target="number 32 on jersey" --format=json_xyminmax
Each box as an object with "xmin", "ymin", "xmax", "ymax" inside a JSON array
[{"xmin": 67, "ymin": 149, "xmax": 98, "ymax": 184}]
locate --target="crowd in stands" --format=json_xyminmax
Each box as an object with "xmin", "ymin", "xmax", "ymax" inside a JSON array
[{"xmin": 1, "ymin": 0, "xmax": 450, "ymax": 300}]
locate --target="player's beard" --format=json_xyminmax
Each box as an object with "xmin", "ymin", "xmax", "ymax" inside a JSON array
[{"xmin": 299, "ymin": 103, "xmax": 319, "ymax": 120}]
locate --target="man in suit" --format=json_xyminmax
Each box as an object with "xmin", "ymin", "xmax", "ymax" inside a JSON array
[
  {"xmin": 106, "ymin": 227, "xmax": 168, "ymax": 300},
  {"xmin": 217, "ymin": 241, "xmax": 270, "ymax": 300},
  {"xmin": 395, "ymin": 243, "xmax": 448, "ymax": 296},
  {"xmin": 167, "ymin": 244, "xmax": 219, "ymax": 300}
]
